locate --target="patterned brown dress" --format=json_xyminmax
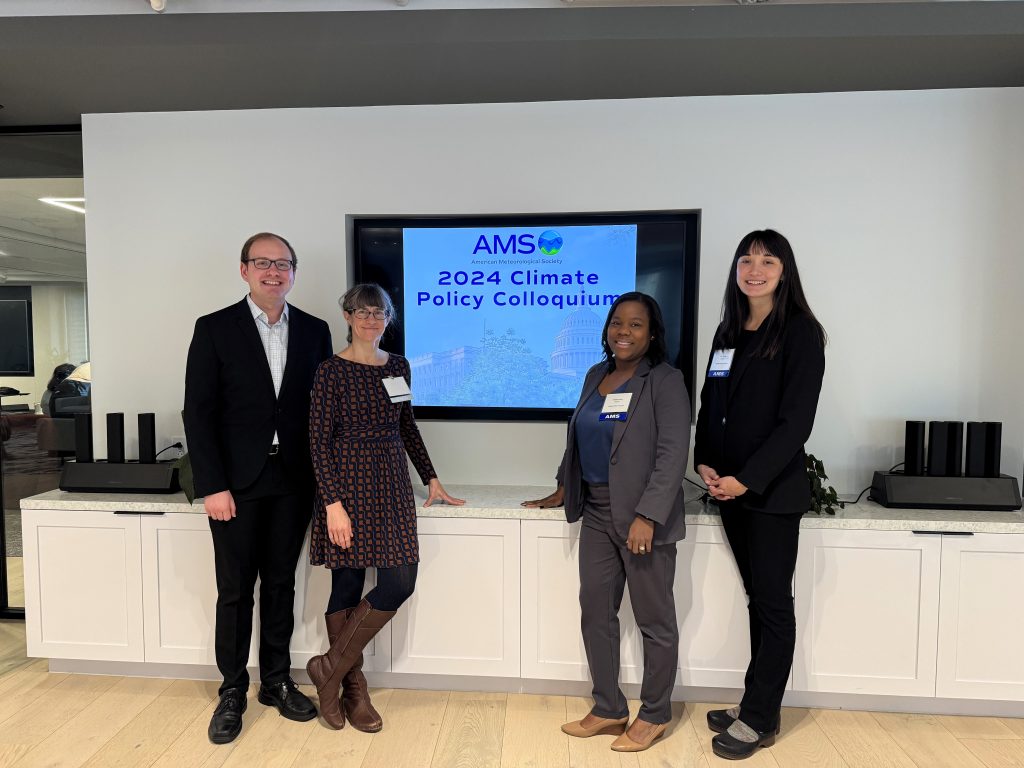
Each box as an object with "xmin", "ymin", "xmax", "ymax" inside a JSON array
[{"xmin": 308, "ymin": 354, "xmax": 436, "ymax": 568}]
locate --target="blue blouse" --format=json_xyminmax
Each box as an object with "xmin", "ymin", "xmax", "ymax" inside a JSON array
[{"xmin": 574, "ymin": 379, "xmax": 629, "ymax": 484}]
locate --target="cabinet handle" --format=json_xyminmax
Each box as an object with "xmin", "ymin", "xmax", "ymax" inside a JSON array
[
  {"xmin": 113, "ymin": 510, "xmax": 167, "ymax": 516},
  {"xmin": 911, "ymin": 530, "xmax": 973, "ymax": 536}
]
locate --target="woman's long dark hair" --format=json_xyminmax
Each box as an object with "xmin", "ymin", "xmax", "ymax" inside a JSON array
[
  {"xmin": 600, "ymin": 291, "xmax": 668, "ymax": 371},
  {"xmin": 717, "ymin": 229, "xmax": 826, "ymax": 359}
]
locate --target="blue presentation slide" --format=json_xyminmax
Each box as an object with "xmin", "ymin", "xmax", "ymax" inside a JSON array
[{"xmin": 403, "ymin": 224, "xmax": 637, "ymax": 408}]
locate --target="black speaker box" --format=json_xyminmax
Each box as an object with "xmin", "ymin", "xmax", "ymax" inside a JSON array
[
  {"xmin": 904, "ymin": 421, "xmax": 925, "ymax": 476},
  {"xmin": 59, "ymin": 460, "xmax": 180, "ymax": 494},
  {"xmin": 138, "ymin": 413, "xmax": 156, "ymax": 464},
  {"xmin": 74, "ymin": 413, "xmax": 93, "ymax": 463},
  {"xmin": 871, "ymin": 471, "xmax": 1021, "ymax": 511},
  {"xmin": 107, "ymin": 412, "xmax": 125, "ymax": 463}
]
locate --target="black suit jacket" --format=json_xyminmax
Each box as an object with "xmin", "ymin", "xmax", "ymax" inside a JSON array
[
  {"xmin": 183, "ymin": 297, "xmax": 333, "ymax": 498},
  {"xmin": 557, "ymin": 360, "xmax": 691, "ymax": 545},
  {"xmin": 693, "ymin": 313, "xmax": 825, "ymax": 514}
]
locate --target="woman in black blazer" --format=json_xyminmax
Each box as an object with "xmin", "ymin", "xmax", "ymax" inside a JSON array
[
  {"xmin": 524, "ymin": 292, "xmax": 690, "ymax": 754},
  {"xmin": 694, "ymin": 229, "xmax": 826, "ymax": 760}
]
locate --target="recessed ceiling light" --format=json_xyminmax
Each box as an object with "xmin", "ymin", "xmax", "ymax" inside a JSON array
[{"xmin": 40, "ymin": 197, "xmax": 86, "ymax": 215}]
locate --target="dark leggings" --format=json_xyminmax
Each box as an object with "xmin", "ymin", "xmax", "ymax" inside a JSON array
[{"xmin": 326, "ymin": 564, "xmax": 418, "ymax": 614}]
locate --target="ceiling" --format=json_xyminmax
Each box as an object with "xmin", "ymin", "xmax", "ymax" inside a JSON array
[
  {"xmin": 1, "ymin": 3, "xmax": 1024, "ymax": 128},
  {"xmin": 0, "ymin": 179, "xmax": 86, "ymax": 284}
]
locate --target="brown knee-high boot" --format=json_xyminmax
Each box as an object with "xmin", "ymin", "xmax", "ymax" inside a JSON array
[
  {"xmin": 342, "ymin": 652, "xmax": 383, "ymax": 732},
  {"xmin": 306, "ymin": 599, "xmax": 395, "ymax": 730}
]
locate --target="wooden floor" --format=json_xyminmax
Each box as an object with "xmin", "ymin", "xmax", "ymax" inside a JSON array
[{"xmin": 0, "ymin": 622, "xmax": 1021, "ymax": 768}]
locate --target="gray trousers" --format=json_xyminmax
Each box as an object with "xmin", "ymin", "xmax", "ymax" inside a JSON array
[{"xmin": 579, "ymin": 484, "xmax": 679, "ymax": 724}]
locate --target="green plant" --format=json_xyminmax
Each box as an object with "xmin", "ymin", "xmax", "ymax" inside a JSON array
[{"xmin": 807, "ymin": 453, "xmax": 845, "ymax": 515}]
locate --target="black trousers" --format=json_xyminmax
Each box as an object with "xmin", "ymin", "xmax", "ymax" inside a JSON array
[
  {"xmin": 719, "ymin": 502, "xmax": 802, "ymax": 733},
  {"xmin": 209, "ymin": 455, "xmax": 312, "ymax": 694}
]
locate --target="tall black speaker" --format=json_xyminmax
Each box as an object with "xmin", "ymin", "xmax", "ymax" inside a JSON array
[
  {"xmin": 966, "ymin": 422, "xmax": 986, "ymax": 478},
  {"xmin": 107, "ymin": 412, "xmax": 125, "ymax": 464},
  {"xmin": 904, "ymin": 421, "xmax": 925, "ymax": 476},
  {"xmin": 945, "ymin": 421, "xmax": 964, "ymax": 477},
  {"xmin": 984, "ymin": 422, "xmax": 1002, "ymax": 477},
  {"xmin": 138, "ymin": 413, "xmax": 156, "ymax": 464},
  {"xmin": 927, "ymin": 421, "xmax": 949, "ymax": 476},
  {"xmin": 74, "ymin": 413, "xmax": 93, "ymax": 463}
]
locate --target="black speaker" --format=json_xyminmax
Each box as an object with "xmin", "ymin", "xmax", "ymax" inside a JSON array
[
  {"xmin": 904, "ymin": 421, "xmax": 925, "ymax": 476},
  {"xmin": 74, "ymin": 413, "xmax": 93, "ymax": 463},
  {"xmin": 966, "ymin": 422, "xmax": 985, "ymax": 478},
  {"xmin": 138, "ymin": 413, "xmax": 156, "ymax": 464},
  {"xmin": 945, "ymin": 421, "xmax": 964, "ymax": 477},
  {"xmin": 983, "ymin": 421, "xmax": 1002, "ymax": 478},
  {"xmin": 927, "ymin": 421, "xmax": 949, "ymax": 476},
  {"xmin": 107, "ymin": 412, "xmax": 125, "ymax": 463}
]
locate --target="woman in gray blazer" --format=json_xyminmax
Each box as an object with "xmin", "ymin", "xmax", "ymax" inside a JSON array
[{"xmin": 524, "ymin": 291, "xmax": 691, "ymax": 754}]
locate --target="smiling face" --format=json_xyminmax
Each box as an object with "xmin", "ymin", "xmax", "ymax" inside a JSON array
[
  {"xmin": 344, "ymin": 305, "xmax": 390, "ymax": 345},
  {"xmin": 605, "ymin": 300, "xmax": 652, "ymax": 366},
  {"xmin": 736, "ymin": 243, "xmax": 783, "ymax": 302},
  {"xmin": 239, "ymin": 236, "xmax": 295, "ymax": 309}
]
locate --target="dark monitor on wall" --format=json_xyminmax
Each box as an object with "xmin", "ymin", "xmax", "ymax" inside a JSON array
[
  {"xmin": 353, "ymin": 211, "xmax": 700, "ymax": 422},
  {"xmin": 0, "ymin": 286, "xmax": 34, "ymax": 377}
]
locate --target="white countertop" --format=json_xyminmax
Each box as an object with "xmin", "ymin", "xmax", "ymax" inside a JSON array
[{"xmin": 20, "ymin": 485, "xmax": 1024, "ymax": 533}]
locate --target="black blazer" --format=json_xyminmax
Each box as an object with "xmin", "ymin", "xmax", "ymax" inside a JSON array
[
  {"xmin": 693, "ymin": 313, "xmax": 825, "ymax": 514},
  {"xmin": 183, "ymin": 297, "xmax": 333, "ymax": 498},
  {"xmin": 557, "ymin": 359, "xmax": 691, "ymax": 545}
]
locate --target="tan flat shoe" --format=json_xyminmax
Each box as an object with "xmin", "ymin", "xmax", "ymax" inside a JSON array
[
  {"xmin": 561, "ymin": 715, "xmax": 629, "ymax": 738},
  {"xmin": 610, "ymin": 720, "xmax": 668, "ymax": 752}
]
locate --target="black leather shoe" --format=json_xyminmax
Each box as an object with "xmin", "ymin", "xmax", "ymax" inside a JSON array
[
  {"xmin": 711, "ymin": 726, "xmax": 777, "ymax": 760},
  {"xmin": 208, "ymin": 688, "xmax": 247, "ymax": 744},
  {"xmin": 258, "ymin": 679, "xmax": 317, "ymax": 722},
  {"xmin": 707, "ymin": 708, "xmax": 738, "ymax": 734}
]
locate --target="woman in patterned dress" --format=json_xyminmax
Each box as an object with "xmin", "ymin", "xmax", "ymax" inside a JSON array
[{"xmin": 306, "ymin": 283, "xmax": 464, "ymax": 731}]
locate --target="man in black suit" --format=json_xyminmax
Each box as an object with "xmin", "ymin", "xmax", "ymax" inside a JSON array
[{"xmin": 184, "ymin": 232, "xmax": 333, "ymax": 744}]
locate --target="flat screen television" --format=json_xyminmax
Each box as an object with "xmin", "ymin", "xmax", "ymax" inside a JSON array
[
  {"xmin": 0, "ymin": 286, "xmax": 34, "ymax": 377},
  {"xmin": 353, "ymin": 212, "xmax": 700, "ymax": 421}
]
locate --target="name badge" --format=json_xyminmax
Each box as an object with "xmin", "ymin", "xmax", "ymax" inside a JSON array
[
  {"xmin": 599, "ymin": 392, "xmax": 632, "ymax": 421},
  {"xmin": 381, "ymin": 376, "xmax": 412, "ymax": 403},
  {"xmin": 708, "ymin": 349, "xmax": 735, "ymax": 378}
]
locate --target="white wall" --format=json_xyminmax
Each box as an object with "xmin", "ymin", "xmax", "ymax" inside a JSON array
[{"xmin": 81, "ymin": 89, "xmax": 1024, "ymax": 493}]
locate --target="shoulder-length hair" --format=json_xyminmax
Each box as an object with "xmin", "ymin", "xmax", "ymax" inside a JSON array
[
  {"xmin": 600, "ymin": 291, "xmax": 668, "ymax": 371},
  {"xmin": 338, "ymin": 283, "xmax": 396, "ymax": 343},
  {"xmin": 717, "ymin": 229, "xmax": 826, "ymax": 359}
]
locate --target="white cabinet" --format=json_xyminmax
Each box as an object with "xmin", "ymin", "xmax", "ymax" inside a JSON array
[
  {"xmin": 520, "ymin": 521, "xmax": 748, "ymax": 688},
  {"xmin": 391, "ymin": 517, "xmax": 520, "ymax": 677},
  {"xmin": 936, "ymin": 532, "xmax": 1024, "ymax": 701},
  {"xmin": 520, "ymin": 520, "xmax": 645, "ymax": 683},
  {"xmin": 140, "ymin": 512, "xmax": 221, "ymax": 665},
  {"xmin": 793, "ymin": 528, "xmax": 941, "ymax": 696},
  {"xmin": 22, "ymin": 508, "xmax": 145, "ymax": 662},
  {"xmin": 675, "ymin": 524, "xmax": 752, "ymax": 688}
]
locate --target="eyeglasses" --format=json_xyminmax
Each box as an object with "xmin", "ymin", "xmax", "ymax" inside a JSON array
[
  {"xmin": 244, "ymin": 258, "xmax": 295, "ymax": 271},
  {"xmin": 346, "ymin": 308, "xmax": 389, "ymax": 320}
]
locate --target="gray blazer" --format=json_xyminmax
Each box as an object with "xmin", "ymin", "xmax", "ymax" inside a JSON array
[{"xmin": 556, "ymin": 359, "xmax": 691, "ymax": 545}]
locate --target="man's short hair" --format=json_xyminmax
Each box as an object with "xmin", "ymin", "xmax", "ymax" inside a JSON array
[{"xmin": 240, "ymin": 232, "xmax": 298, "ymax": 269}]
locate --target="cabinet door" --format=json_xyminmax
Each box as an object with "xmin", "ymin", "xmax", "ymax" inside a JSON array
[
  {"xmin": 520, "ymin": 520, "xmax": 644, "ymax": 683},
  {"xmin": 293, "ymin": 535, "xmax": 391, "ymax": 672},
  {"xmin": 793, "ymin": 528, "xmax": 941, "ymax": 696},
  {"xmin": 140, "ymin": 513, "xmax": 221, "ymax": 665},
  {"xmin": 23, "ymin": 508, "xmax": 144, "ymax": 661},
  {"xmin": 391, "ymin": 517, "xmax": 520, "ymax": 677},
  {"xmin": 937, "ymin": 533, "xmax": 1024, "ymax": 700},
  {"xmin": 675, "ymin": 524, "xmax": 752, "ymax": 688}
]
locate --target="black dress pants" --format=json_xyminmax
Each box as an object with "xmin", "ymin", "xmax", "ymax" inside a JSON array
[
  {"xmin": 209, "ymin": 455, "xmax": 312, "ymax": 694},
  {"xmin": 719, "ymin": 501, "xmax": 802, "ymax": 733}
]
